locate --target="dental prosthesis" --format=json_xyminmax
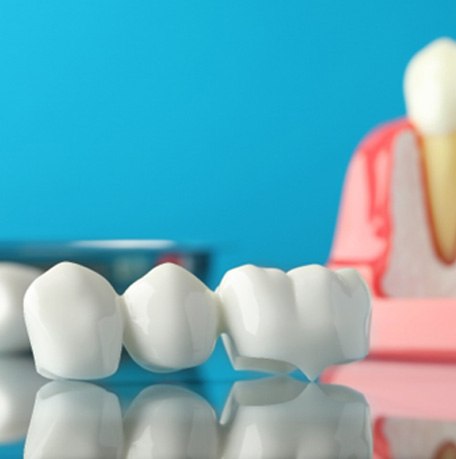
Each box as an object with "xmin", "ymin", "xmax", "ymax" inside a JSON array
[
  {"xmin": 23, "ymin": 261, "xmax": 371, "ymax": 381},
  {"xmin": 329, "ymin": 37, "xmax": 456, "ymax": 359}
]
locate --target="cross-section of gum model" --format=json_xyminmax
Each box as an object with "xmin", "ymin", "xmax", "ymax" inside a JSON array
[
  {"xmin": 329, "ymin": 37, "xmax": 456, "ymax": 360},
  {"xmin": 24, "ymin": 261, "xmax": 371, "ymax": 381}
]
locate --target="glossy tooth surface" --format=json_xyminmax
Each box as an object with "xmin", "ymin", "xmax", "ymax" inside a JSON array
[
  {"xmin": 24, "ymin": 262, "xmax": 123, "ymax": 380},
  {"xmin": 124, "ymin": 385, "xmax": 218, "ymax": 459},
  {"xmin": 217, "ymin": 264, "xmax": 371, "ymax": 380},
  {"xmin": 405, "ymin": 37, "xmax": 456, "ymax": 135},
  {"xmin": 24, "ymin": 382, "xmax": 123, "ymax": 459},
  {"xmin": 405, "ymin": 38, "xmax": 456, "ymax": 263},
  {"xmin": 0, "ymin": 356, "xmax": 45, "ymax": 444},
  {"xmin": 220, "ymin": 377, "xmax": 372, "ymax": 459},
  {"xmin": 122, "ymin": 263, "xmax": 219, "ymax": 372},
  {"xmin": 0, "ymin": 263, "xmax": 42, "ymax": 352}
]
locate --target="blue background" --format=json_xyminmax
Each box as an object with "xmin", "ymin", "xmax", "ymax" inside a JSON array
[{"xmin": 0, "ymin": 0, "xmax": 455, "ymax": 284}]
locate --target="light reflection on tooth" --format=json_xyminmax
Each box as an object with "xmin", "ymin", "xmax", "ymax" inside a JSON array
[
  {"xmin": 220, "ymin": 376, "xmax": 372, "ymax": 459},
  {"xmin": 20, "ymin": 377, "xmax": 372, "ymax": 459},
  {"xmin": 0, "ymin": 356, "xmax": 45, "ymax": 444},
  {"xmin": 24, "ymin": 382, "xmax": 123, "ymax": 459},
  {"xmin": 124, "ymin": 385, "xmax": 219, "ymax": 459}
]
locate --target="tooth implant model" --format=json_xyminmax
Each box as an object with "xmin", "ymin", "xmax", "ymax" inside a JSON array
[
  {"xmin": 329, "ymin": 37, "xmax": 456, "ymax": 359},
  {"xmin": 23, "ymin": 262, "xmax": 371, "ymax": 381}
]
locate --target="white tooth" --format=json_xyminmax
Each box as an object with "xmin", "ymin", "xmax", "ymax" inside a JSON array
[
  {"xmin": 0, "ymin": 356, "xmax": 45, "ymax": 444},
  {"xmin": 122, "ymin": 263, "xmax": 219, "ymax": 372},
  {"xmin": 220, "ymin": 376, "xmax": 372, "ymax": 459},
  {"xmin": 404, "ymin": 37, "xmax": 456, "ymax": 135},
  {"xmin": 24, "ymin": 381, "xmax": 123, "ymax": 459},
  {"xmin": 24, "ymin": 262, "xmax": 123, "ymax": 380},
  {"xmin": 0, "ymin": 263, "xmax": 42, "ymax": 352},
  {"xmin": 124, "ymin": 385, "xmax": 218, "ymax": 459},
  {"xmin": 217, "ymin": 264, "xmax": 370, "ymax": 380}
]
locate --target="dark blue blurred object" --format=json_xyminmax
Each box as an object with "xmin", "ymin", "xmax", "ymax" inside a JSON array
[{"xmin": 0, "ymin": 239, "xmax": 211, "ymax": 293}]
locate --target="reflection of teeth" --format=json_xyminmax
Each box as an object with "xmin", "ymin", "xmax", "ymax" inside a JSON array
[
  {"xmin": 404, "ymin": 38, "xmax": 456, "ymax": 262},
  {"xmin": 22, "ymin": 378, "xmax": 371, "ymax": 458},
  {"xmin": 220, "ymin": 377, "xmax": 372, "ymax": 459},
  {"xmin": 124, "ymin": 385, "xmax": 219, "ymax": 459},
  {"xmin": 0, "ymin": 356, "xmax": 45, "ymax": 444},
  {"xmin": 0, "ymin": 263, "xmax": 42, "ymax": 352},
  {"xmin": 122, "ymin": 263, "xmax": 219, "ymax": 372},
  {"xmin": 217, "ymin": 265, "xmax": 371, "ymax": 380},
  {"xmin": 24, "ymin": 262, "xmax": 124, "ymax": 380},
  {"xmin": 24, "ymin": 382, "xmax": 123, "ymax": 459}
]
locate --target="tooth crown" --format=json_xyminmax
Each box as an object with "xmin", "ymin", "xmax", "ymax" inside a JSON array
[
  {"xmin": 218, "ymin": 264, "xmax": 371, "ymax": 380},
  {"xmin": 404, "ymin": 37, "xmax": 456, "ymax": 135},
  {"xmin": 122, "ymin": 263, "xmax": 220, "ymax": 372},
  {"xmin": 24, "ymin": 262, "xmax": 123, "ymax": 380},
  {"xmin": 24, "ymin": 262, "xmax": 371, "ymax": 380}
]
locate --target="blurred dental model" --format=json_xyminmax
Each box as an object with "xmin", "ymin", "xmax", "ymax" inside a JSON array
[
  {"xmin": 23, "ymin": 377, "xmax": 372, "ymax": 459},
  {"xmin": 0, "ymin": 355, "xmax": 45, "ymax": 444},
  {"xmin": 329, "ymin": 37, "xmax": 456, "ymax": 358},
  {"xmin": 23, "ymin": 261, "xmax": 371, "ymax": 381}
]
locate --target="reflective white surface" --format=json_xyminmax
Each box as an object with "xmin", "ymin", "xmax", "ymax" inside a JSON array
[{"xmin": 22, "ymin": 376, "xmax": 371, "ymax": 459}]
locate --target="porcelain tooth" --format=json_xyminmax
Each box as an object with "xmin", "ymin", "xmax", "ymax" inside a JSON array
[
  {"xmin": 24, "ymin": 262, "xmax": 123, "ymax": 380},
  {"xmin": 217, "ymin": 264, "xmax": 371, "ymax": 380},
  {"xmin": 122, "ymin": 262, "xmax": 220, "ymax": 372}
]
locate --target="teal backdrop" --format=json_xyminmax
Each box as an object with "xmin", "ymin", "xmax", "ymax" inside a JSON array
[{"xmin": 0, "ymin": 1, "xmax": 455, "ymax": 284}]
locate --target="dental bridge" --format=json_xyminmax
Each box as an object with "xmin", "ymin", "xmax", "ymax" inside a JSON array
[
  {"xmin": 21, "ymin": 261, "xmax": 371, "ymax": 381},
  {"xmin": 21, "ymin": 376, "xmax": 372, "ymax": 458}
]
